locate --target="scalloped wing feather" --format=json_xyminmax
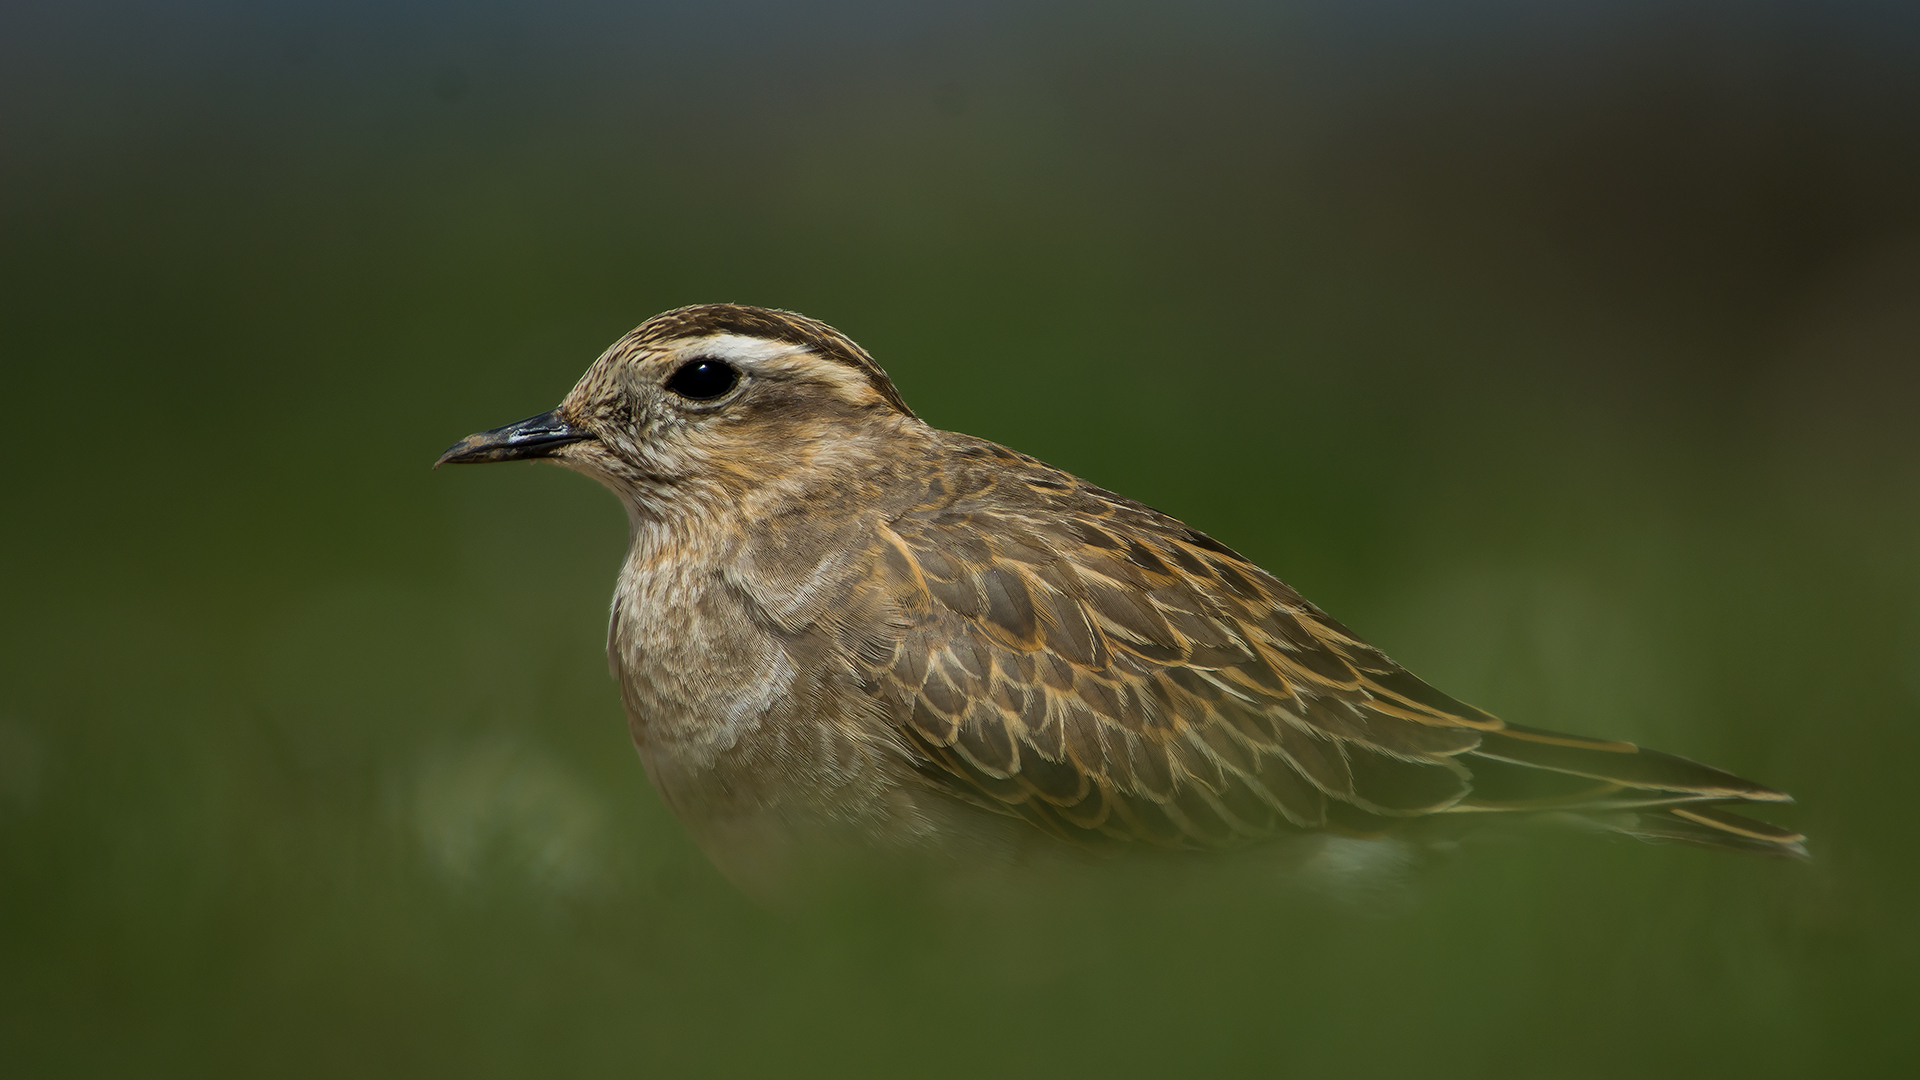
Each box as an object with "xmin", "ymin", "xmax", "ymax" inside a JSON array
[{"xmin": 852, "ymin": 436, "xmax": 1800, "ymax": 857}]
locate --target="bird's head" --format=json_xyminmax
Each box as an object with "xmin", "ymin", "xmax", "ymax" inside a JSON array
[{"xmin": 436, "ymin": 304, "xmax": 920, "ymax": 517}]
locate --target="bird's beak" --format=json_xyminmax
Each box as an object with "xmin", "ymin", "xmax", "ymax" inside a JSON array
[{"xmin": 434, "ymin": 409, "xmax": 597, "ymax": 467}]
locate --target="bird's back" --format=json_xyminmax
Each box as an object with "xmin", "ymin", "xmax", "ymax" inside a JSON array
[{"xmin": 832, "ymin": 429, "xmax": 1804, "ymax": 859}]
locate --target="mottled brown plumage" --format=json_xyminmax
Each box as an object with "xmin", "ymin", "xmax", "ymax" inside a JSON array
[{"xmin": 438, "ymin": 304, "xmax": 1803, "ymax": 896}]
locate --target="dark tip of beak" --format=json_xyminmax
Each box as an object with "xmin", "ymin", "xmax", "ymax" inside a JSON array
[{"xmin": 434, "ymin": 409, "xmax": 597, "ymax": 468}]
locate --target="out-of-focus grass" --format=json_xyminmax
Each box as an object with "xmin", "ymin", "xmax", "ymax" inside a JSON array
[{"xmin": 2, "ymin": 2, "xmax": 1916, "ymax": 1077}]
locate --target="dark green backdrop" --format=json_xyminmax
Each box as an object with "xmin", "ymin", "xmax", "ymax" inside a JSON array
[{"xmin": 4, "ymin": 2, "xmax": 1917, "ymax": 1076}]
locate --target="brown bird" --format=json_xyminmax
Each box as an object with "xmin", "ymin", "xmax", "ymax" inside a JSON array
[{"xmin": 437, "ymin": 304, "xmax": 1803, "ymax": 898}]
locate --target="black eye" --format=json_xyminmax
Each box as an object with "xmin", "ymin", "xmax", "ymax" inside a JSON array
[{"xmin": 664, "ymin": 359, "xmax": 740, "ymax": 401}]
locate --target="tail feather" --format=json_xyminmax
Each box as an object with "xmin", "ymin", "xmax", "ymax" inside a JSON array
[
  {"xmin": 1601, "ymin": 807, "xmax": 1808, "ymax": 858},
  {"xmin": 1469, "ymin": 725, "xmax": 1789, "ymax": 801},
  {"xmin": 1448, "ymin": 724, "xmax": 1804, "ymax": 857}
]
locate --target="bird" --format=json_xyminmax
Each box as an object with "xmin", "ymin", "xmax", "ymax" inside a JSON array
[{"xmin": 436, "ymin": 303, "xmax": 1804, "ymax": 898}]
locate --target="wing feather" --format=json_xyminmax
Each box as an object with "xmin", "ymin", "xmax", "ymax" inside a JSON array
[{"xmin": 851, "ymin": 438, "xmax": 1799, "ymax": 855}]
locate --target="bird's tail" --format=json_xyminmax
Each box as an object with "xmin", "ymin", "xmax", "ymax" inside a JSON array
[{"xmin": 1448, "ymin": 724, "xmax": 1806, "ymax": 858}]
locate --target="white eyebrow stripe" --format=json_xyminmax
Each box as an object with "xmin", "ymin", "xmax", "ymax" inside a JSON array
[
  {"xmin": 682, "ymin": 334, "xmax": 885, "ymax": 407},
  {"xmin": 685, "ymin": 333, "xmax": 812, "ymax": 365}
]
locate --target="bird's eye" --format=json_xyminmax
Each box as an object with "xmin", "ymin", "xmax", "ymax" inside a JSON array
[{"xmin": 664, "ymin": 359, "xmax": 740, "ymax": 401}]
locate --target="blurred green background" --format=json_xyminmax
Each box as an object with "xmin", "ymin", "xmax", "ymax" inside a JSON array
[{"xmin": 3, "ymin": 1, "xmax": 1917, "ymax": 1076}]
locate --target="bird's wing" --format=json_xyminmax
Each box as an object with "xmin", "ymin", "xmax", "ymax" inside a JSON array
[{"xmin": 854, "ymin": 440, "xmax": 1800, "ymax": 855}]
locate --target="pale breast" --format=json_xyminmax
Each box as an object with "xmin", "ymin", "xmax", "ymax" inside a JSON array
[
  {"xmin": 609, "ymin": 542, "xmax": 795, "ymax": 761},
  {"xmin": 605, "ymin": 524, "xmax": 942, "ymax": 860}
]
